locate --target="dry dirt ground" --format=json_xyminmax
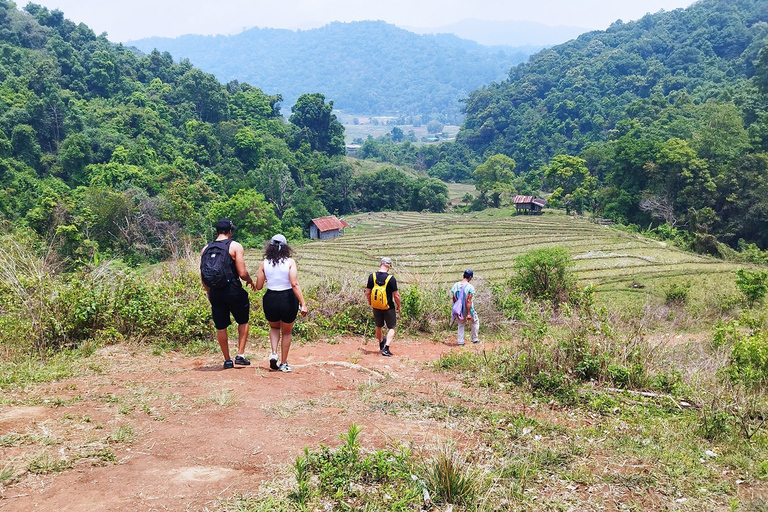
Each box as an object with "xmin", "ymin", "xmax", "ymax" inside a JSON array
[{"xmin": 0, "ymin": 335, "xmax": 478, "ymax": 511}]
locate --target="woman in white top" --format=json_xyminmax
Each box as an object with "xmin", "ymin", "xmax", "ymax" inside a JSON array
[{"xmin": 256, "ymin": 234, "xmax": 308, "ymax": 373}]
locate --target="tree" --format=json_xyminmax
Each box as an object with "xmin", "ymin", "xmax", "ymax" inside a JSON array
[
  {"xmin": 426, "ymin": 120, "xmax": 444, "ymax": 134},
  {"xmin": 391, "ymin": 126, "xmax": 404, "ymax": 142},
  {"xmin": 409, "ymin": 178, "xmax": 449, "ymax": 212},
  {"xmin": 57, "ymin": 132, "xmax": 92, "ymax": 184},
  {"xmin": 11, "ymin": 125, "xmax": 42, "ymax": 169},
  {"xmin": 289, "ymin": 93, "xmax": 345, "ymax": 157},
  {"xmin": 208, "ymin": 189, "xmax": 280, "ymax": 248},
  {"xmin": 473, "ymin": 154, "xmax": 516, "ymax": 208},
  {"xmin": 544, "ymin": 155, "xmax": 595, "ymax": 215}
]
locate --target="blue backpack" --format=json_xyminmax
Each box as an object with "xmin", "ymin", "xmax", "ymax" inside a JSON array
[{"xmin": 452, "ymin": 284, "xmax": 468, "ymax": 322}]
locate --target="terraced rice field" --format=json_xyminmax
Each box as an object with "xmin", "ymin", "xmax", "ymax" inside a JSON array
[{"xmin": 246, "ymin": 210, "xmax": 741, "ymax": 306}]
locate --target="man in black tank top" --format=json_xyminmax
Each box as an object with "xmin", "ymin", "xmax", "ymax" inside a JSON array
[{"xmin": 200, "ymin": 219, "xmax": 257, "ymax": 369}]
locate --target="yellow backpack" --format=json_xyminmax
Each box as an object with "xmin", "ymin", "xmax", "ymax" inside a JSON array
[{"xmin": 371, "ymin": 275, "xmax": 392, "ymax": 310}]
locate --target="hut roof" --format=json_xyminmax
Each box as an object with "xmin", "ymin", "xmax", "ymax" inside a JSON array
[
  {"xmin": 310, "ymin": 216, "xmax": 348, "ymax": 232},
  {"xmin": 513, "ymin": 195, "xmax": 547, "ymax": 207}
]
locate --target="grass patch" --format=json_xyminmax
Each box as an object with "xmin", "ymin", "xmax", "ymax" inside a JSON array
[
  {"xmin": 0, "ymin": 464, "xmax": 14, "ymax": 483},
  {"xmin": 209, "ymin": 389, "xmax": 237, "ymax": 408},
  {"xmin": 27, "ymin": 451, "xmax": 72, "ymax": 474},
  {"xmin": 108, "ymin": 424, "xmax": 137, "ymax": 444}
]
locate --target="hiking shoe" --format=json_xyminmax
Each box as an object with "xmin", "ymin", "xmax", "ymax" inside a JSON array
[
  {"xmin": 223, "ymin": 359, "xmax": 234, "ymax": 369},
  {"xmin": 234, "ymin": 355, "xmax": 251, "ymax": 366},
  {"xmin": 278, "ymin": 363, "xmax": 292, "ymax": 373},
  {"xmin": 379, "ymin": 337, "xmax": 386, "ymax": 351},
  {"xmin": 471, "ymin": 339, "xmax": 481, "ymax": 344},
  {"xmin": 381, "ymin": 347, "xmax": 393, "ymax": 357},
  {"xmin": 269, "ymin": 353, "xmax": 279, "ymax": 371}
]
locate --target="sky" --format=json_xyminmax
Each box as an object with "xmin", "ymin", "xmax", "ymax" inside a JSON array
[{"xmin": 28, "ymin": 0, "xmax": 698, "ymax": 42}]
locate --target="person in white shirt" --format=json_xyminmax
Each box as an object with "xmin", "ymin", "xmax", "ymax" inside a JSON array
[
  {"xmin": 255, "ymin": 234, "xmax": 308, "ymax": 372},
  {"xmin": 450, "ymin": 270, "xmax": 479, "ymax": 346}
]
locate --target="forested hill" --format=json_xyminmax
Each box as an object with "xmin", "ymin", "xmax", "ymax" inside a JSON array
[
  {"xmin": 0, "ymin": 2, "xmax": 450, "ymax": 266},
  {"xmin": 128, "ymin": 21, "xmax": 532, "ymax": 119},
  {"xmin": 458, "ymin": 0, "xmax": 768, "ymax": 172}
]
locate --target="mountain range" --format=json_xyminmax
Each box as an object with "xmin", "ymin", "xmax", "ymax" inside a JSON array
[
  {"xmin": 128, "ymin": 20, "xmax": 547, "ymax": 118},
  {"xmin": 403, "ymin": 18, "xmax": 589, "ymax": 47}
]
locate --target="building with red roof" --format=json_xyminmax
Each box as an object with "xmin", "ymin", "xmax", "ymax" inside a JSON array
[
  {"xmin": 513, "ymin": 195, "xmax": 547, "ymax": 215},
  {"xmin": 308, "ymin": 216, "xmax": 350, "ymax": 240}
]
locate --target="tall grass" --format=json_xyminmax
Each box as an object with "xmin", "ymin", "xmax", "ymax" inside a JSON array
[{"xmin": 0, "ymin": 237, "xmax": 212, "ymax": 359}]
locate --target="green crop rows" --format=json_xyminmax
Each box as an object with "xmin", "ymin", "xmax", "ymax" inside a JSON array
[{"xmin": 246, "ymin": 211, "xmax": 741, "ymax": 307}]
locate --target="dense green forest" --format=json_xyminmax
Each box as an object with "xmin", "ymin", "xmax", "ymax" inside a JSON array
[
  {"xmin": 129, "ymin": 21, "xmax": 532, "ymax": 120},
  {"xmin": 0, "ymin": 2, "xmax": 448, "ymax": 265},
  {"xmin": 364, "ymin": 0, "xmax": 768, "ymax": 252}
]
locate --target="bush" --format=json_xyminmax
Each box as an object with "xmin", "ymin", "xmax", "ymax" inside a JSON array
[
  {"xmin": 727, "ymin": 327, "xmax": 768, "ymax": 389},
  {"xmin": 736, "ymin": 268, "xmax": 768, "ymax": 307},
  {"xmin": 663, "ymin": 280, "xmax": 692, "ymax": 305},
  {"xmin": 510, "ymin": 247, "xmax": 578, "ymax": 305}
]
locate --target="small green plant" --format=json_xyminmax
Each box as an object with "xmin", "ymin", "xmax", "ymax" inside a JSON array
[
  {"xmin": 423, "ymin": 447, "xmax": 481, "ymax": 506},
  {"xmin": 491, "ymin": 283, "xmax": 526, "ymax": 320},
  {"xmin": 736, "ymin": 268, "xmax": 768, "ymax": 307},
  {"xmin": 86, "ymin": 448, "xmax": 117, "ymax": 466},
  {"xmin": 289, "ymin": 451, "xmax": 312, "ymax": 507},
  {"xmin": 109, "ymin": 424, "xmax": 136, "ymax": 444}
]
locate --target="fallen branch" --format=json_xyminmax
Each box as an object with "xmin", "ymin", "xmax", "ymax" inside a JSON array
[
  {"xmin": 290, "ymin": 361, "xmax": 388, "ymax": 380},
  {"xmin": 597, "ymin": 387, "xmax": 696, "ymax": 410}
]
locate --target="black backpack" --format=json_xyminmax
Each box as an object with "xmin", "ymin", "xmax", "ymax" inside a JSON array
[{"xmin": 200, "ymin": 239, "xmax": 236, "ymax": 289}]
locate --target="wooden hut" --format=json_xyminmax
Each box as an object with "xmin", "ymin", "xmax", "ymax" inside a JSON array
[
  {"xmin": 308, "ymin": 216, "xmax": 350, "ymax": 240},
  {"xmin": 513, "ymin": 195, "xmax": 547, "ymax": 215}
]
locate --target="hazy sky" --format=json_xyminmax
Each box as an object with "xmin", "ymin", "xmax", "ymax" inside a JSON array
[{"xmin": 29, "ymin": 0, "xmax": 697, "ymax": 42}]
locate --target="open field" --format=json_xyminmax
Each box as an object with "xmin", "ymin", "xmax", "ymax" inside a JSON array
[
  {"xmin": 335, "ymin": 111, "xmax": 461, "ymax": 143},
  {"xmin": 255, "ymin": 209, "xmax": 742, "ymax": 310}
]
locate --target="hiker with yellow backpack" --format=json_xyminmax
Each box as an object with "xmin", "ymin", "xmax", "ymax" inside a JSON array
[{"xmin": 365, "ymin": 257, "xmax": 401, "ymax": 357}]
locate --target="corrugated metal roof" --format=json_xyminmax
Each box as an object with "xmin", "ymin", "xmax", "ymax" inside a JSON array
[
  {"xmin": 310, "ymin": 216, "xmax": 347, "ymax": 232},
  {"xmin": 514, "ymin": 195, "xmax": 547, "ymax": 207}
]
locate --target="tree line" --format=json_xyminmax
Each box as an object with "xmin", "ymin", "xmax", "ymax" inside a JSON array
[{"xmin": 0, "ymin": 3, "xmax": 448, "ymax": 267}]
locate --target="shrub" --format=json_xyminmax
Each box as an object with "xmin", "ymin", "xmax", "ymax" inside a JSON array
[
  {"xmin": 736, "ymin": 268, "xmax": 768, "ymax": 307},
  {"xmin": 727, "ymin": 327, "xmax": 768, "ymax": 389},
  {"xmin": 510, "ymin": 247, "xmax": 578, "ymax": 305},
  {"xmin": 663, "ymin": 280, "xmax": 691, "ymax": 305}
]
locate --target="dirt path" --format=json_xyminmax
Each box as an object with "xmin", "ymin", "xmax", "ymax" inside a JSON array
[{"xmin": 0, "ymin": 335, "xmax": 478, "ymax": 511}]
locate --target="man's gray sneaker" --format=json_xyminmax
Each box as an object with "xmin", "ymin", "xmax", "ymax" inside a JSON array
[
  {"xmin": 278, "ymin": 363, "xmax": 292, "ymax": 373},
  {"xmin": 381, "ymin": 347, "xmax": 393, "ymax": 357},
  {"xmin": 234, "ymin": 355, "xmax": 250, "ymax": 366}
]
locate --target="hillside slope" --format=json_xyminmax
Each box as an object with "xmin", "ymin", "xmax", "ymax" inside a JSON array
[
  {"xmin": 128, "ymin": 21, "xmax": 532, "ymax": 118},
  {"xmin": 458, "ymin": 0, "xmax": 768, "ymax": 172}
]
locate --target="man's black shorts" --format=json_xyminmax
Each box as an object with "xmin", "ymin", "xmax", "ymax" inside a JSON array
[
  {"xmin": 208, "ymin": 285, "xmax": 250, "ymax": 330},
  {"xmin": 263, "ymin": 289, "xmax": 299, "ymax": 324},
  {"xmin": 372, "ymin": 308, "xmax": 397, "ymax": 329}
]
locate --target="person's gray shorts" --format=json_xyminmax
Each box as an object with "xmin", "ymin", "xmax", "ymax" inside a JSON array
[{"xmin": 372, "ymin": 308, "xmax": 397, "ymax": 329}]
